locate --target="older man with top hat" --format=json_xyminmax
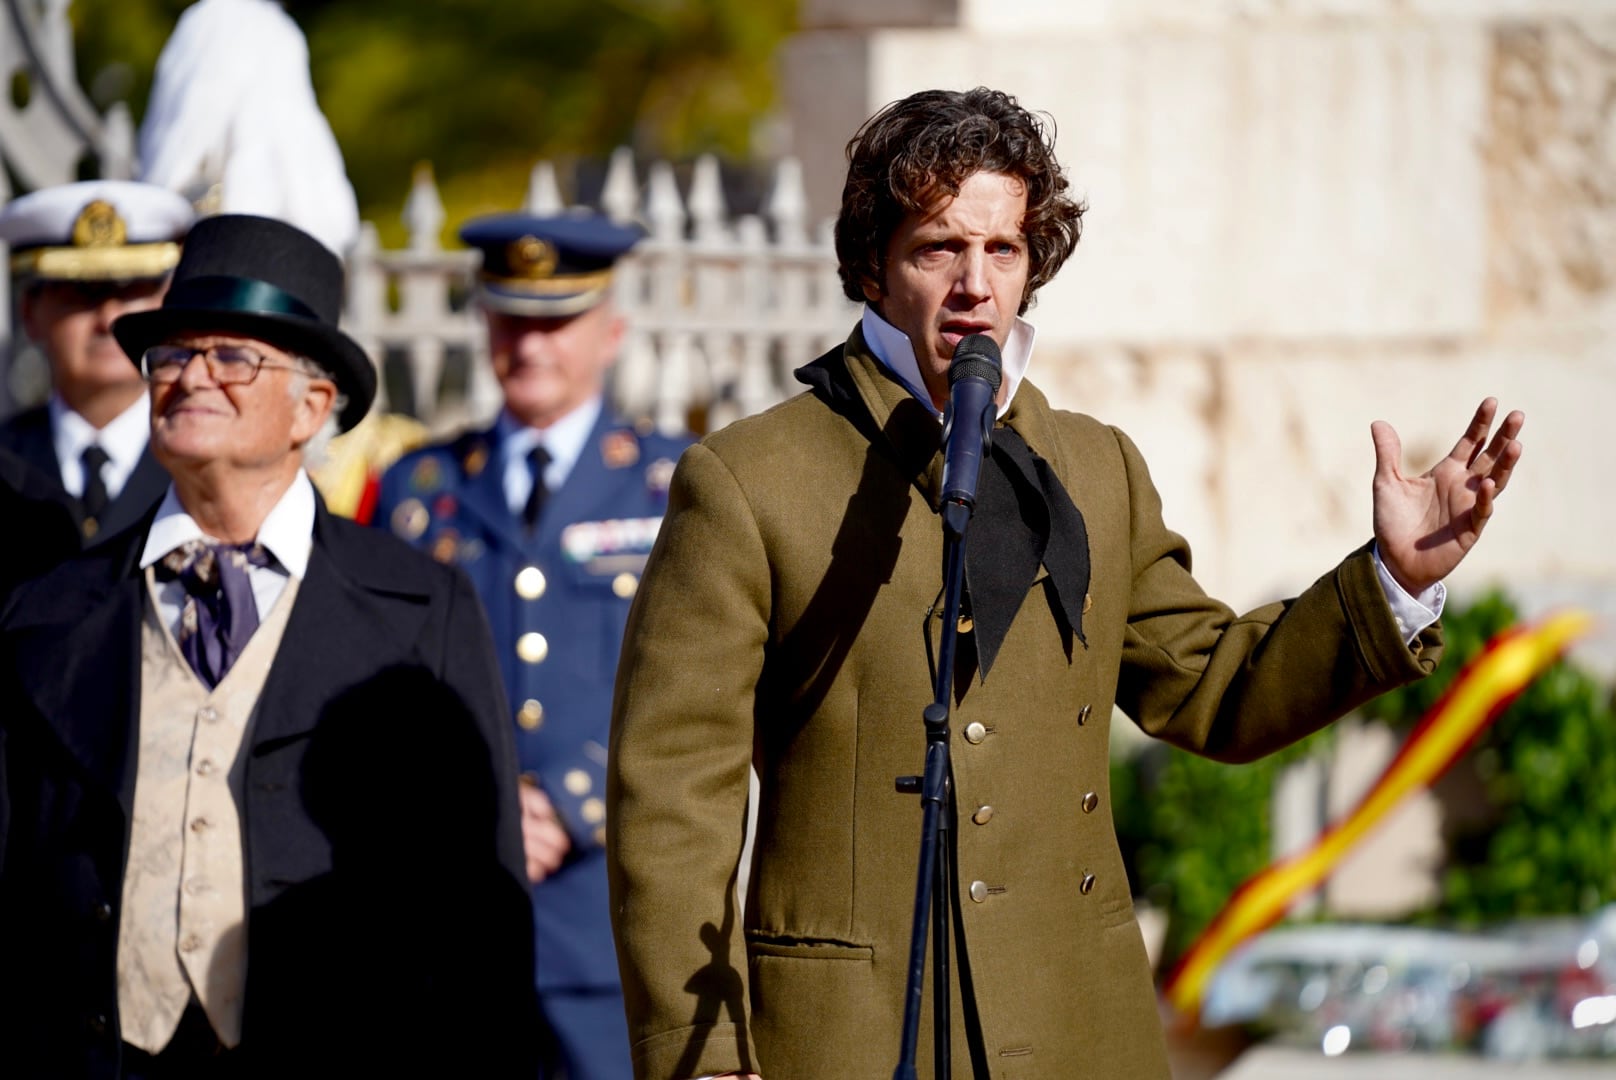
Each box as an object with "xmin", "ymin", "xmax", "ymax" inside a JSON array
[
  {"xmin": 0, "ymin": 213, "xmax": 538, "ymax": 1077},
  {"xmin": 0, "ymin": 180, "xmax": 194, "ymax": 548},
  {"xmin": 374, "ymin": 211, "xmax": 692, "ymax": 1080}
]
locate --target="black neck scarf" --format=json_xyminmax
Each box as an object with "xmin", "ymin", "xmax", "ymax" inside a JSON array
[{"xmin": 797, "ymin": 352, "xmax": 1090, "ymax": 678}]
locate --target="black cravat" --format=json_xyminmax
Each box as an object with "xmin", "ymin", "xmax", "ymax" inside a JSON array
[
  {"xmin": 80, "ymin": 444, "xmax": 110, "ymax": 523},
  {"xmin": 522, "ymin": 445, "xmax": 553, "ymax": 531},
  {"xmin": 964, "ymin": 426, "xmax": 1092, "ymax": 677}
]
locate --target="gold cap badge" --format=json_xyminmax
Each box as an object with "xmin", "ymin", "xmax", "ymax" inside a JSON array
[{"xmin": 71, "ymin": 200, "xmax": 127, "ymax": 249}]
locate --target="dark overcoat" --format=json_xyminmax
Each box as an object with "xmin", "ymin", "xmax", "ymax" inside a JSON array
[
  {"xmin": 606, "ymin": 330, "xmax": 1444, "ymax": 1079},
  {"xmin": 0, "ymin": 498, "xmax": 539, "ymax": 1078},
  {"xmin": 373, "ymin": 407, "xmax": 692, "ymax": 993}
]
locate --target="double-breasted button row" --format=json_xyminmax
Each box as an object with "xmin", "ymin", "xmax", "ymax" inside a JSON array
[{"xmin": 963, "ymin": 721, "xmax": 987, "ymax": 745}]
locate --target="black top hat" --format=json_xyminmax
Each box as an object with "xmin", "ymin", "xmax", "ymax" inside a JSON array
[{"xmin": 113, "ymin": 214, "xmax": 375, "ymax": 432}]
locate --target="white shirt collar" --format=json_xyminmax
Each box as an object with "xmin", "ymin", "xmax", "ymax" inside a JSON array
[
  {"xmin": 140, "ymin": 469, "xmax": 316, "ymax": 579},
  {"xmin": 497, "ymin": 396, "xmax": 603, "ymax": 509},
  {"xmin": 859, "ymin": 306, "xmax": 1036, "ymax": 420},
  {"xmin": 49, "ymin": 392, "xmax": 151, "ymax": 497}
]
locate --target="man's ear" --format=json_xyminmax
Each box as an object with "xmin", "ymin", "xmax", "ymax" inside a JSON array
[{"xmin": 291, "ymin": 378, "xmax": 337, "ymax": 445}]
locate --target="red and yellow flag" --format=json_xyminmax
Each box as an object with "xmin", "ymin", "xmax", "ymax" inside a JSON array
[{"xmin": 1162, "ymin": 609, "xmax": 1596, "ymax": 1019}]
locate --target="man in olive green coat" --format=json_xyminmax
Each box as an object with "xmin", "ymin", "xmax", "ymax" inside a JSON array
[{"xmin": 606, "ymin": 88, "xmax": 1525, "ymax": 1080}]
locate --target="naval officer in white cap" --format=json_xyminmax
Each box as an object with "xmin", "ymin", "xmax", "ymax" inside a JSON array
[{"xmin": 0, "ymin": 179, "xmax": 195, "ymax": 545}]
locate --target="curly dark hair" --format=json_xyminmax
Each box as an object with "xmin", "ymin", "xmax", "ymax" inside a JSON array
[{"xmin": 835, "ymin": 87, "xmax": 1085, "ymax": 314}]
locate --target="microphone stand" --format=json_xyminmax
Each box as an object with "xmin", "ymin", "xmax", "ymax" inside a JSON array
[{"xmin": 893, "ymin": 494, "xmax": 975, "ymax": 1080}]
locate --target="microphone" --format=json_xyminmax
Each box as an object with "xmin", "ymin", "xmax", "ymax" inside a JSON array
[{"xmin": 939, "ymin": 333, "xmax": 1003, "ymax": 517}]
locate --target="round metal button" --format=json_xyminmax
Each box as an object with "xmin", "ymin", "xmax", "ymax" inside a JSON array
[
  {"xmin": 580, "ymin": 797, "xmax": 606, "ymax": 824},
  {"xmin": 1080, "ymin": 872, "xmax": 1096, "ymax": 895},
  {"xmin": 515, "ymin": 566, "xmax": 547, "ymax": 600},
  {"xmin": 1081, "ymin": 791, "xmax": 1099, "ymax": 814},
  {"xmin": 969, "ymin": 880, "xmax": 989, "ymax": 903},
  {"xmin": 563, "ymin": 768, "xmax": 592, "ymax": 796},
  {"xmin": 92, "ymin": 901, "xmax": 113, "ymax": 922},
  {"xmin": 196, "ymin": 759, "xmax": 215, "ymax": 777},
  {"xmin": 612, "ymin": 572, "xmax": 638, "ymax": 599},
  {"xmin": 517, "ymin": 699, "xmax": 544, "ymax": 730},
  {"xmin": 963, "ymin": 721, "xmax": 987, "ymax": 745},
  {"xmin": 516, "ymin": 632, "xmax": 549, "ymax": 664},
  {"xmin": 190, "ymin": 817, "xmax": 210, "ymax": 832},
  {"xmin": 957, "ymin": 615, "xmax": 974, "ymax": 634},
  {"xmin": 198, "ymin": 705, "xmax": 218, "ymax": 723},
  {"xmin": 1077, "ymin": 703, "xmax": 1092, "ymax": 726},
  {"xmin": 180, "ymin": 933, "xmax": 202, "ymax": 953},
  {"xmin": 971, "ymin": 805, "xmax": 994, "ymax": 826}
]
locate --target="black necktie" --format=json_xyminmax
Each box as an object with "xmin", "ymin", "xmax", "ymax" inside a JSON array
[
  {"xmin": 80, "ymin": 445, "xmax": 110, "ymax": 526},
  {"xmin": 522, "ymin": 446, "xmax": 552, "ymax": 531}
]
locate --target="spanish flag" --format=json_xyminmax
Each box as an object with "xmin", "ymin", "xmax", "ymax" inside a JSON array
[{"xmin": 1163, "ymin": 609, "xmax": 1596, "ymax": 1019}]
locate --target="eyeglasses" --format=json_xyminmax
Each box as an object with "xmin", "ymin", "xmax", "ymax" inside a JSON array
[{"xmin": 140, "ymin": 344, "xmax": 305, "ymax": 385}]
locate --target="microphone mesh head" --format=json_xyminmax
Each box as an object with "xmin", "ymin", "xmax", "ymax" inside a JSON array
[{"xmin": 950, "ymin": 333, "xmax": 1003, "ymax": 392}]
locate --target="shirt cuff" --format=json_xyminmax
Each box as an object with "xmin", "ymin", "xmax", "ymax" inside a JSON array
[{"xmin": 1371, "ymin": 542, "xmax": 1446, "ymax": 645}]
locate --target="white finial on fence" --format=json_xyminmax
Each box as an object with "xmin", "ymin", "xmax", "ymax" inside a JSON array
[
  {"xmin": 646, "ymin": 162, "xmax": 686, "ymax": 243},
  {"xmin": 767, "ymin": 157, "xmax": 808, "ymax": 248},
  {"xmin": 100, "ymin": 102, "xmax": 136, "ymax": 180},
  {"xmin": 688, "ymin": 155, "xmax": 728, "ymax": 244},
  {"xmin": 404, "ymin": 162, "xmax": 445, "ymax": 252},
  {"xmin": 525, "ymin": 161, "xmax": 563, "ymax": 214},
  {"xmin": 602, "ymin": 148, "xmax": 639, "ymax": 224}
]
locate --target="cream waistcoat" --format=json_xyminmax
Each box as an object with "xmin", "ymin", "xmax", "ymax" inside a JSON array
[{"xmin": 115, "ymin": 571, "xmax": 300, "ymax": 1052}]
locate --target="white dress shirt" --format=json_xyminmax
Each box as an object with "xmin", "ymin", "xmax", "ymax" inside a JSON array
[
  {"xmin": 858, "ymin": 304, "xmax": 1444, "ymax": 643},
  {"xmin": 139, "ymin": 470, "xmax": 316, "ymax": 635},
  {"xmin": 498, "ymin": 396, "xmax": 603, "ymax": 516},
  {"xmin": 50, "ymin": 392, "xmax": 151, "ymax": 500}
]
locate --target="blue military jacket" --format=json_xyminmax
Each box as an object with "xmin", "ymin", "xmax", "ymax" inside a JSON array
[{"xmin": 374, "ymin": 406, "xmax": 690, "ymax": 990}]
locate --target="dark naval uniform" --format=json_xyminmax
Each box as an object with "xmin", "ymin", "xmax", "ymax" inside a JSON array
[
  {"xmin": 375, "ymin": 409, "xmax": 690, "ymax": 1072},
  {"xmin": 0, "ymin": 406, "xmax": 168, "ymax": 545}
]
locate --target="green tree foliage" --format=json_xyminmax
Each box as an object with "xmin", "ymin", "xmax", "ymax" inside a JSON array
[
  {"xmin": 1113, "ymin": 589, "xmax": 1615, "ymax": 973},
  {"xmin": 68, "ymin": 0, "xmax": 797, "ymax": 243}
]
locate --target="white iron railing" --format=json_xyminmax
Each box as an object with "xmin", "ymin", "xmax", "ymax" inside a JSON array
[{"xmin": 344, "ymin": 148, "xmax": 860, "ymax": 436}]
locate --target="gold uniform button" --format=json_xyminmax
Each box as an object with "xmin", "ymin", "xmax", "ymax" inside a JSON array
[
  {"xmin": 957, "ymin": 615, "xmax": 974, "ymax": 633},
  {"xmin": 580, "ymin": 797, "xmax": 606, "ymax": 824},
  {"xmin": 1082, "ymin": 791, "xmax": 1099, "ymax": 814},
  {"xmin": 517, "ymin": 699, "xmax": 544, "ymax": 730},
  {"xmin": 612, "ymin": 572, "xmax": 638, "ymax": 599},
  {"xmin": 969, "ymin": 880, "xmax": 989, "ymax": 903},
  {"xmin": 593, "ymin": 825, "xmax": 608, "ymax": 847},
  {"xmin": 516, "ymin": 632, "xmax": 549, "ymax": 664},
  {"xmin": 515, "ymin": 566, "xmax": 547, "ymax": 600},
  {"xmin": 563, "ymin": 769, "xmax": 592, "ymax": 796},
  {"xmin": 972, "ymin": 805, "xmax": 994, "ymax": 825},
  {"xmin": 1080, "ymin": 872, "xmax": 1096, "ymax": 895},
  {"xmin": 1077, "ymin": 703, "xmax": 1092, "ymax": 726},
  {"xmin": 963, "ymin": 721, "xmax": 987, "ymax": 745}
]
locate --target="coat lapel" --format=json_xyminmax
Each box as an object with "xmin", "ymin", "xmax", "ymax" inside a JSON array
[
  {"xmin": 13, "ymin": 533, "xmax": 146, "ymax": 817},
  {"xmin": 93, "ymin": 448, "xmax": 168, "ymax": 544},
  {"xmin": 452, "ymin": 427, "xmax": 529, "ymax": 554},
  {"xmin": 250, "ymin": 501, "xmax": 436, "ymax": 749}
]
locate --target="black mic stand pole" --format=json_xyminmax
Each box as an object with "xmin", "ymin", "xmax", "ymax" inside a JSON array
[{"xmin": 893, "ymin": 494, "xmax": 975, "ymax": 1080}]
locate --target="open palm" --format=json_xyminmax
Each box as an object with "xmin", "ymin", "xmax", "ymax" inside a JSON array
[{"xmin": 1371, "ymin": 398, "xmax": 1524, "ymax": 596}]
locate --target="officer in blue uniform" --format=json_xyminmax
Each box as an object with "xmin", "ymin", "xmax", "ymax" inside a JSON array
[{"xmin": 373, "ymin": 212, "xmax": 691, "ymax": 1080}]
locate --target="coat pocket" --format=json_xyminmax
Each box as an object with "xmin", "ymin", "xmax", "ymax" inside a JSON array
[{"xmin": 746, "ymin": 934, "xmax": 881, "ymax": 1076}]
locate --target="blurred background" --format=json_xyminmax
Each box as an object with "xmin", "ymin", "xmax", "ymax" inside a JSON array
[{"xmin": 3, "ymin": 0, "xmax": 1613, "ymax": 1074}]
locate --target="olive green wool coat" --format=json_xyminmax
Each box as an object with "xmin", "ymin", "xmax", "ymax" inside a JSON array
[{"xmin": 607, "ymin": 330, "xmax": 1442, "ymax": 1080}]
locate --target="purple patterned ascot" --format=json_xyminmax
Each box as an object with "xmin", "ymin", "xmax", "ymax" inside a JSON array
[{"xmin": 155, "ymin": 539, "xmax": 276, "ymax": 688}]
